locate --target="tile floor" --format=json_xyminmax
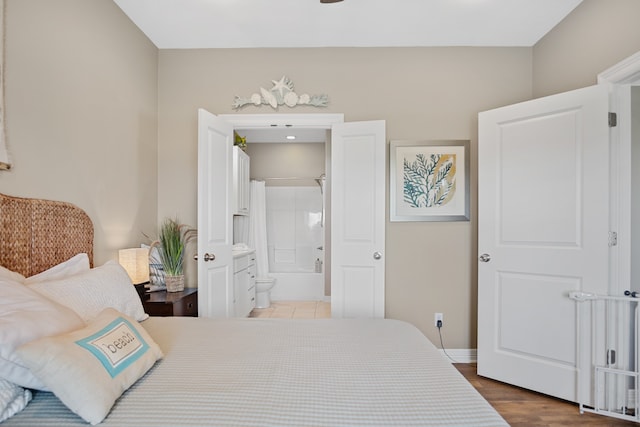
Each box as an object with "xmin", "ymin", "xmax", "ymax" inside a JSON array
[{"xmin": 249, "ymin": 301, "xmax": 331, "ymax": 319}]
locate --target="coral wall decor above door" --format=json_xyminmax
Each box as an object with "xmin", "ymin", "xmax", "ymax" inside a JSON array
[{"xmin": 232, "ymin": 76, "xmax": 328, "ymax": 110}]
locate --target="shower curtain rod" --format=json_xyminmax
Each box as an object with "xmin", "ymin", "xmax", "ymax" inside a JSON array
[{"xmin": 254, "ymin": 176, "xmax": 324, "ymax": 181}]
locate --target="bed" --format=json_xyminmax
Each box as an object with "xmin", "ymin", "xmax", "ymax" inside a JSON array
[{"xmin": 0, "ymin": 193, "xmax": 508, "ymax": 426}]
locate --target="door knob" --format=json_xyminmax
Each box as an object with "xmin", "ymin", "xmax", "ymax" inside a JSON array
[
  {"xmin": 373, "ymin": 251, "xmax": 382, "ymax": 260},
  {"xmin": 479, "ymin": 253, "xmax": 491, "ymax": 263},
  {"xmin": 203, "ymin": 253, "xmax": 216, "ymax": 262}
]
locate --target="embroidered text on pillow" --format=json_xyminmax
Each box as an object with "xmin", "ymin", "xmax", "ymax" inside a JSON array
[{"xmin": 75, "ymin": 317, "xmax": 149, "ymax": 378}]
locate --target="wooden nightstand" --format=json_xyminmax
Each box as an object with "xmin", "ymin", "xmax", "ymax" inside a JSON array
[{"xmin": 142, "ymin": 288, "xmax": 198, "ymax": 317}]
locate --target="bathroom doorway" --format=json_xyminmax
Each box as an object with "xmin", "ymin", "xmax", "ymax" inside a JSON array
[
  {"xmin": 236, "ymin": 127, "xmax": 330, "ymax": 302},
  {"xmin": 201, "ymin": 113, "xmax": 386, "ymax": 319}
]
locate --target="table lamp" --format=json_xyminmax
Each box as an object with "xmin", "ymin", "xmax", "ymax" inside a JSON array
[{"xmin": 118, "ymin": 247, "xmax": 150, "ymax": 299}]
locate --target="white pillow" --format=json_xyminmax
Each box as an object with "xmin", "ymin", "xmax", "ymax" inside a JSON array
[
  {"xmin": 0, "ymin": 266, "xmax": 25, "ymax": 283},
  {"xmin": 16, "ymin": 308, "xmax": 163, "ymax": 425},
  {"xmin": 29, "ymin": 261, "xmax": 149, "ymax": 323},
  {"xmin": 0, "ymin": 253, "xmax": 90, "ymax": 285},
  {"xmin": 25, "ymin": 253, "xmax": 90, "ymax": 285},
  {"xmin": 0, "ymin": 278, "xmax": 85, "ymax": 390},
  {"xmin": 0, "ymin": 378, "xmax": 32, "ymax": 423}
]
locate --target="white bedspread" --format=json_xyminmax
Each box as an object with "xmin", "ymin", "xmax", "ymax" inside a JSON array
[{"xmin": 5, "ymin": 317, "xmax": 507, "ymax": 426}]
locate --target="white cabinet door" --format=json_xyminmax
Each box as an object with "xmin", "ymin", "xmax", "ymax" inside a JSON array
[
  {"xmin": 478, "ymin": 85, "xmax": 610, "ymax": 403},
  {"xmin": 232, "ymin": 253, "xmax": 255, "ymax": 317},
  {"xmin": 247, "ymin": 253, "xmax": 256, "ymax": 312},
  {"xmin": 197, "ymin": 109, "xmax": 234, "ymax": 318},
  {"xmin": 233, "ymin": 146, "xmax": 250, "ymax": 216},
  {"xmin": 232, "ymin": 269, "xmax": 242, "ymax": 317},
  {"xmin": 331, "ymin": 120, "xmax": 386, "ymax": 318}
]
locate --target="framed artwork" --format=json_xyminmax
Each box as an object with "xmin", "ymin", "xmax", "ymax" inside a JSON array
[{"xmin": 390, "ymin": 140, "xmax": 470, "ymax": 222}]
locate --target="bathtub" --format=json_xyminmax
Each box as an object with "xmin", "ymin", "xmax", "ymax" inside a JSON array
[{"xmin": 268, "ymin": 271, "xmax": 325, "ymax": 301}]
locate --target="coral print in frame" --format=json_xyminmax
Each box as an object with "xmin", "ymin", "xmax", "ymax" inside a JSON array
[{"xmin": 390, "ymin": 140, "xmax": 470, "ymax": 222}]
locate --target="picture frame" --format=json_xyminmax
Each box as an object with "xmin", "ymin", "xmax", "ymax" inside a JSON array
[{"xmin": 390, "ymin": 140, "xmax": 470, "ymax": 222}]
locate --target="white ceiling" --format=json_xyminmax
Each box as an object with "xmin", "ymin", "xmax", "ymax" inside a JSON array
[{"xmin": 113, "ymin": 0, "xmax": 583, "ymax": 49}]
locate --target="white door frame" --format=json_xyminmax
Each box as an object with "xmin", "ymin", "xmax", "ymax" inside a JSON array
[
  {"xmin": 218, "ymin": 113, "xmax": 386, "ymax": 318},
  {"xmin": 597, "ymin": 50, "xmax": 640, "ymax": 296},
  {"xmin": 220, "ymin": 113, "xmax": 344, "ymax": 130},
  {"xmin": 219, "ymin": 112, "xmax": 343, "ymax": 303}
]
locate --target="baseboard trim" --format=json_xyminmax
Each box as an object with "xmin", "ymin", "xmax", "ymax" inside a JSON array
[{"xmin": 438, "ymin": 348, "xmax": 477, "ymax": 364}]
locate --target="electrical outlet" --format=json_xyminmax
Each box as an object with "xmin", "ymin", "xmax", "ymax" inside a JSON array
[{"xmin": 434, "ymin": 312, "xmax": 443, "ymax": 328}]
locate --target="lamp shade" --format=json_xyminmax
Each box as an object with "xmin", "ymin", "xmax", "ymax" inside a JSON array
[{"xmin": 118, "ymin": 248, "xmax": 150, "ymax": 285}]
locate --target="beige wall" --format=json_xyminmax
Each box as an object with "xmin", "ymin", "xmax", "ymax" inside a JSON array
[
  {"xmin": 533, "ymin": 0, "xmax": 640, "ymax": 97},
  {"xmin": 158, "ymin": 47, "xmax": 533, "ymax": 347},
  {"xmin": 246, "ymin": 142, "xmax": 326, "ymax": 185},
  {"xmin": 0, "ymin": 0, "xmax": 158, "ymax": 265}
]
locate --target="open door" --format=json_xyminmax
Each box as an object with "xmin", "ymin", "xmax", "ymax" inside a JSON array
[
  {"xmin": 478, "ymin": 85, "xmax": 610, "ymax": 403},
  {"xmin": 331, "ymin": 120, "xmax": 386, "ymax": 318},
  {"xmin": 197, "ymin": 109, "xmax": 234, "ymax": 317}
]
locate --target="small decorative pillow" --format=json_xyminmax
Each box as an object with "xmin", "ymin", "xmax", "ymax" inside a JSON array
[
  {"xmin": 16, "ymin": 308, "xmax": 163, "ymax": 425},
  {"xmin": 0, "ymin": 278, "xmax": 85, "ymax": 390},
  {"xmin": 0, "ymin": 378, "xmax": 32, "ymax": 423},
  {"xmin": 25, "ymin": 253, "xmax": 90, "ymax": 285},
  {"xmin": 29, "ymin": 260, "xmax": 148, "ymax": 323}
]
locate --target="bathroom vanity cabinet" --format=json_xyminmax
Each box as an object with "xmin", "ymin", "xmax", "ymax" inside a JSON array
[
  {"xmin": 233, "ymin": 250, "xmax": 256, "ymax": 317},
  {"xmin": 231, "ymin": 145, "xmax": 253, "ymax": 316},
  {"xmin": 233, "ymin": 146, "xmax": 250, "ymax": 216}
]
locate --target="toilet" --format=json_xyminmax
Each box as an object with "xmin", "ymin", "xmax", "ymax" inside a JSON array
[{"xmin": 255, "ymin": 277, "xmax": 276, "ymax": 308}]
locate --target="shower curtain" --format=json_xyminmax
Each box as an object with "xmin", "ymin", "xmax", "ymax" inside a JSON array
[{"xmin": 248, "ymin": 180, "xmax": 269, "ymax": 278}]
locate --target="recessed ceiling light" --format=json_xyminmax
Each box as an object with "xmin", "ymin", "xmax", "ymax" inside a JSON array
[{"xmin": 286, "ymin": 135, "xmax": 296, "ymax": 140}]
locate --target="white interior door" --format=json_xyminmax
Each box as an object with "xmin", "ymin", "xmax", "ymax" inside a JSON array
[
  {"xmin": 331, "ymin": 121, "xmax": 386, "ymax": 318},
  {"xmin": 197, "ymin": 109, "xmax": 234, "ymax": 317},
  {"xmin": 478, "ymin": 85, "xmax": 610, "ymax": 403}
]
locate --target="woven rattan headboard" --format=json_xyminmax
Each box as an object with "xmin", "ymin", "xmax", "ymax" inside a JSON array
[{"xmin": 0, "ymin": 193, "xmax": 94, "ymax": 277}]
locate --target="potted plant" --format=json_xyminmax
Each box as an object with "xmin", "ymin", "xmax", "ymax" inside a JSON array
[
  {"xmin": 234, "ymin": 130, "xmax": 247, "ymax": 151},
  {"xmin": 153, "ymin": 218, "xmax": 196, "ymax": 292}
]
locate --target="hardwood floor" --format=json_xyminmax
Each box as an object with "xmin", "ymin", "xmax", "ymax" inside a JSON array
[{"xmin": 455, "ymin": 363, "xmax": 638, "ymax": 426}]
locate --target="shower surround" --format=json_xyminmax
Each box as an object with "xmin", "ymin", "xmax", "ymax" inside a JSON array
[{"xmin": 265, "ymin": 186, "xmax": 325, "ymax": 300}]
